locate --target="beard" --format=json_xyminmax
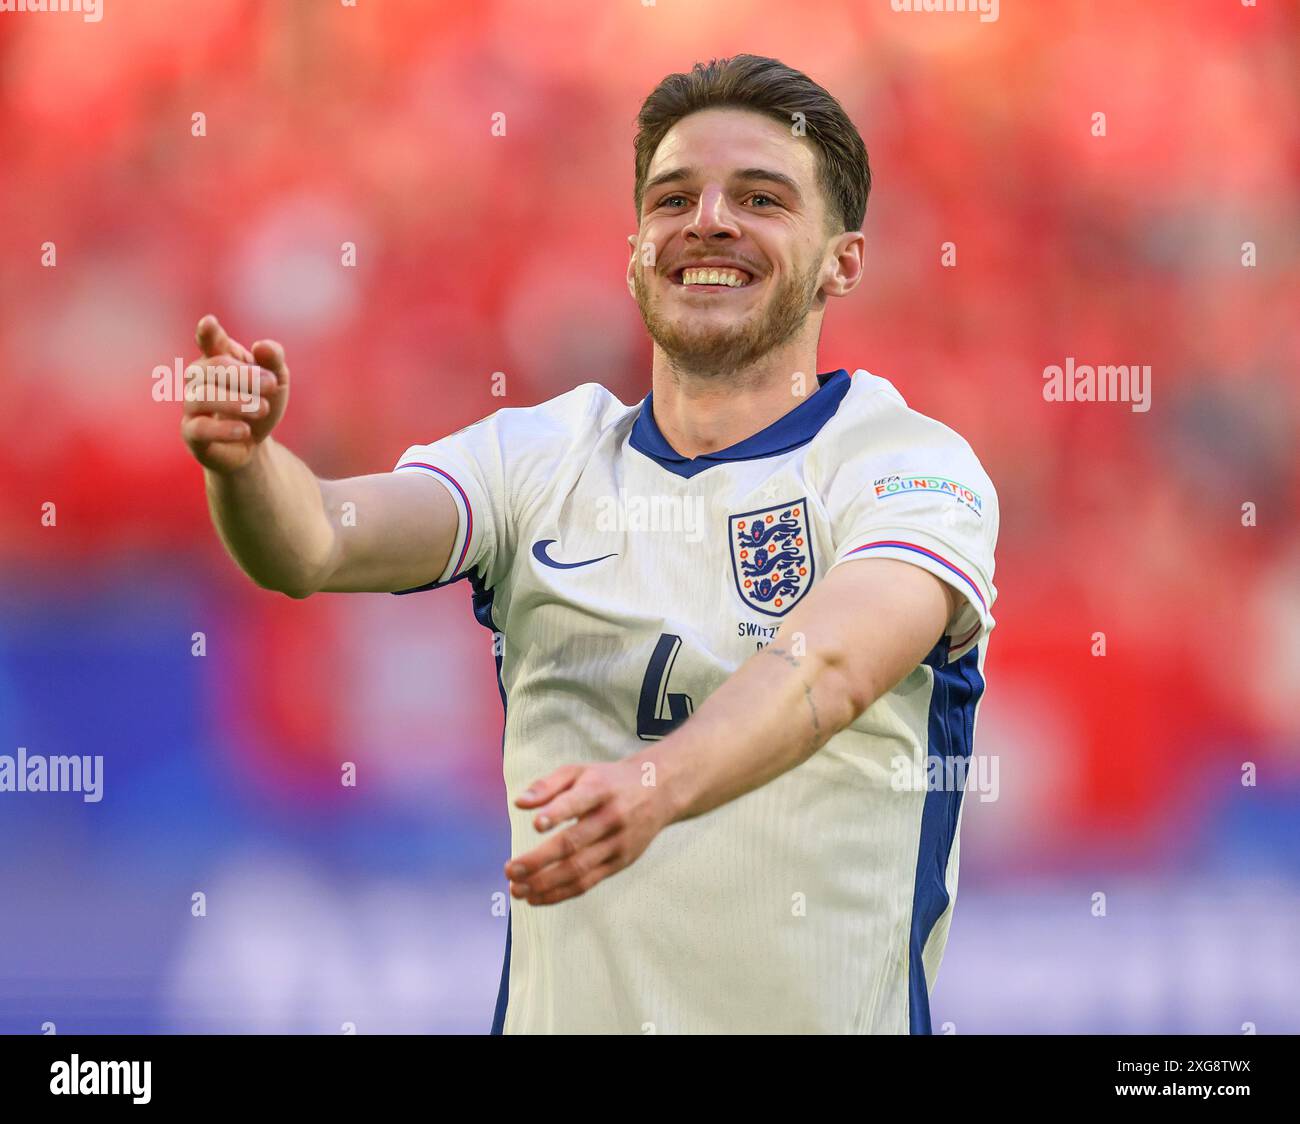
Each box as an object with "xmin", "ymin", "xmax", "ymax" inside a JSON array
[{"xmin": 633, "ymin": 255, "xmax": 823, "ymax": 381}]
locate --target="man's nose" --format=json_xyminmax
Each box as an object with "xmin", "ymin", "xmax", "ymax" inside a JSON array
[{"xmin": 683, "ymin": 186, "xmax": 741, "ymax": 241}]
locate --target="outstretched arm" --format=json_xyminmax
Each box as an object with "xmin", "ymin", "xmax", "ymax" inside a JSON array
[
  {"xmin": 182, "ymin": 314, "xmax": 459, "ymax": 597},
  {"xmin": 505, "ymin": 557, "xmax": 957, "ymax": 905}
]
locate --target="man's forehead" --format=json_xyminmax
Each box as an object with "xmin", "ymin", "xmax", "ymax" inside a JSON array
[{"xmin": 647, "ymin": 108, "xmax": 816, "ymax": 185}]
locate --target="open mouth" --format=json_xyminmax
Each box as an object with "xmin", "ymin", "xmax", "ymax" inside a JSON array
[{"xmin": 672, "ymin": 265, "xmax": 754, "ymax": 289}]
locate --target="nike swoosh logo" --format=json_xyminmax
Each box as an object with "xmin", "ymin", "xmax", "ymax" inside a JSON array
[{"xmin": 531, "ymin": 539, "xmax": 618, "ymax": 570}]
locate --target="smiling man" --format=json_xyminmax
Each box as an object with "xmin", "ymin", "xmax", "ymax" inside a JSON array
[{"xmin": 182, "ymin": 55, "xmax": 999, "ymax": 1034}]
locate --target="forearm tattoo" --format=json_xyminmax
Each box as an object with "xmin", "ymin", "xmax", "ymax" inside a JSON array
[{"xmin": 760, "ymin": 644, "xmax": 822, "ymax": 752}]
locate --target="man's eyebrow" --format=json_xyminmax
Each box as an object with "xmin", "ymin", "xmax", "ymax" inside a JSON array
[
  {"xmin": 642, "ymin": 166, "xmax": 698, "ymax": 196},
  {"xmin": 733, "ymin": 168, "xmax": 803, "ymax": 202},
  {"xmin": 641, "ymin": 166, "xmax": 804, "ymax": 203}
]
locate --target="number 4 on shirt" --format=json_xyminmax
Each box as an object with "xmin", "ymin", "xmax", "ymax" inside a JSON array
[{"xmin": 636, "ymin": 633, "xmax": 694, "ymax": 739}]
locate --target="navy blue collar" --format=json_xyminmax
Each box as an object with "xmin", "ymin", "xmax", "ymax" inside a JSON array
[{"xmin": 629, "ymin": 368, "xmax": 851, "ymax": 479}]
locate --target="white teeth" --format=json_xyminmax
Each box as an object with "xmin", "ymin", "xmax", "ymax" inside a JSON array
[{"xmin": 681, "ymin": 267, "xmax": 749, "ymax": 287}]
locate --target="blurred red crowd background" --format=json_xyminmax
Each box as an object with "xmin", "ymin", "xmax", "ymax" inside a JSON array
[{"xmin": 1, "ymin": 0, "xmax": 1297, "ymax": 890}]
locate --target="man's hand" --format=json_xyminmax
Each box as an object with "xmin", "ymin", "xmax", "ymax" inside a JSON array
[
  {"xmin": 181, "ymin": 314, "xmax": 291, "ymax": 475},
  {"xmin": 504, "ymin": 760, "xmax": 678, "ymax": 906}
]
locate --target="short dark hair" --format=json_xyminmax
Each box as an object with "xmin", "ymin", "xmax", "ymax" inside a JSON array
[{"xmin": 633, "ymin": 54, "xmax": 871, "ymax": 234}]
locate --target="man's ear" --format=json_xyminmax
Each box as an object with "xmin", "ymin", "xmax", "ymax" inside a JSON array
[
  {"xmin": 822, "ymin": 230, "xmax": 866, "ymax": 298},
  {"xmin": 626, "ymin": 234, "xmax": 638, "ymax": 297}
]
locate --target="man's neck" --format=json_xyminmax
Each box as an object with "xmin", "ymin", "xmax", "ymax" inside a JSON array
[{"xmin": 649, "ymin": 344, "xmax": 825, "ymax": 460}]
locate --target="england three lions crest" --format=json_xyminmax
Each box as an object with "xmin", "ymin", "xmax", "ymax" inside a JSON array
[{"xmin": 729, "ymin": 498, "xmax": 814, "ymax": 617}]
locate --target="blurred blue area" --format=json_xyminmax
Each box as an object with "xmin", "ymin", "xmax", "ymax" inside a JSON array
[
  {"xmin": 0, "ymin": 576, "xmax": 510, "ymax": 1033},
  {"xmin": 1, "ymin": 577, "xmax": 1296, "ymax": 1032}
]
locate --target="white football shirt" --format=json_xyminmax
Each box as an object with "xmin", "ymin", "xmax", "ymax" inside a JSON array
[{"xmin": 394, "ymin": 368, "xmax": 999, "ymax": 1034}]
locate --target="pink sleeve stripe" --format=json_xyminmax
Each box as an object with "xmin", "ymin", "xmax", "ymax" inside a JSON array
[
  {"xmin": 843, "ymin": 540, "xmax": 987, "ymax": 613},
  {"xmin": 396, "ymin": 462, "xmax": 473, "ymax": 579}
]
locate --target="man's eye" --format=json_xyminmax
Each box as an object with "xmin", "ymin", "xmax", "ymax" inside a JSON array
[
  {"xmin": 660, "ymin": 194, "xmax": 688, "ymax": 208},
  {"xmin": 747, "ymin": 193, "xmax": 776, "ymax": 207}
]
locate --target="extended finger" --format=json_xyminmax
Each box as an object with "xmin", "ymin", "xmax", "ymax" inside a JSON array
[
  {"xmin": 529, "ymin": 777, "xmax": 609, "ymax": 831},
  {"xmin": 526, "ymin": 856, "xmax": 624, "ymax": 906},
  {"xmin": 196, "ymin": 315, "xmax": 254, "ymax": 363},
  {"xmin": 505, "ymin": 805, "xmax": 620, "ymax": 885},
  {"xmin": 514, "ymin": 764, "xmax": 584, "ymax": 810},
  {"xmin": 511, "ymin": 831, "xmax": 622, "ymax": 898}
]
